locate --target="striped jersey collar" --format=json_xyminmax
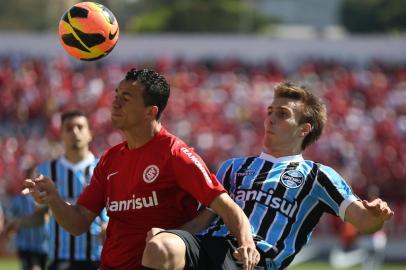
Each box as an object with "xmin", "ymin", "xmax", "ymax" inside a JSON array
[
  {"xmin": 60, "ymin": 153, "xmax": 95, "ymax": 171},
  {"xmin": 259, "ymin": 152, "xmax": 304, "ymax": 163}
]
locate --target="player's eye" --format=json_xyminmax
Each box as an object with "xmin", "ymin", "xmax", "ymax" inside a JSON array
[{"xmin": 276, "ymin": 111, "xmax": 287, "ymax": 118}]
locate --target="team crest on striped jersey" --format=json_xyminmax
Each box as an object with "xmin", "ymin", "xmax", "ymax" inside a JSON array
[
  {"xmin": 280, "ymin": 170, "xmax": 305, "ymax": 188},
  {"xmin": 143, "ymin": 165, "xmax": 159, "ymax": 183}
]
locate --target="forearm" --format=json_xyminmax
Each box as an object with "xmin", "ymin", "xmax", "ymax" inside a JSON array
[
  {"xmin": 48, "ymin": 198, "xmax": 90, "ymax": 235},
  {"xmin": 210, "ymin": 193, "xmax": 254, "ymax": 246},
  {"xmin": 353, "ymin": 212, "xmax": 384, "ymax": 234},
  {"xmin": 222, "ymin": 203, "xmax": 254, "ymax": 246}
]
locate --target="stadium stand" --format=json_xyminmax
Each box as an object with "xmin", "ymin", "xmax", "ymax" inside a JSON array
[{"xmin": 0, "ymin": 55, "xmax": 405, "ymax": 243}]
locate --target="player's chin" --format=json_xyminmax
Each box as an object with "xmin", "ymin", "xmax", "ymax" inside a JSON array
[
  {"xmin": 112, "ymin": 120, "xmax": 126, "ymax": 130},
  {"xmin": 111, "ymin": 116, "xmax": 121, "ymax": 127}
]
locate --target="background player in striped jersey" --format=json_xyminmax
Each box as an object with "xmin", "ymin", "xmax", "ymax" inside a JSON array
[
  {"xmin": 144, "ymin": 81, "xmax": 394, "ymax": 270},
  {"xmin": 20, "ymin": 111, "xmax": 107, "ymax": 270},
  {"xmin": 23, "ymin": 69, "xmax": 259, "ymax": 270},
  {"xmin": 4, "ymin": 166, "xmax": 48, "ymax": 270}
]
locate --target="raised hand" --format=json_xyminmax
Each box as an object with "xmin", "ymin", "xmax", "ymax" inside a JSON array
[
  {"xmin": 22, "ymin": 175, "xmax": 59, "ymax": 205},
  {"xmin": 362, "ymin": 198, "xmax": 394, "ymax": 221}
]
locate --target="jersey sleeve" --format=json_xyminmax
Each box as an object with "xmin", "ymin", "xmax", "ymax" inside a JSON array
[
  {"xmin": 172, "ymin": 146, "xmax": 226, "ymax": 207},
  {"xmin": 316, "ymin": 165, "xmax": 359, "ymax": 221},
  {"xmin": 77, "ymin": 159, "xmax": 107, "ymax": 215}
]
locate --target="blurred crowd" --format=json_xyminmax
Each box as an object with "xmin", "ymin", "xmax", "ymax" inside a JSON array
[{"xmin": 0, "ymin": 55, "xmax": 405, "ymax": 236}]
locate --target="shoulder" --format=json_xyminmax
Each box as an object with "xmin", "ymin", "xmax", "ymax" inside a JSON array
[
  {"xmin": 317, "ymin": 164, "xmax": 343, "ymax": 179},
  {"xmin": 314, "ymin": 163, "xmax": 351, "ymax": 187},
  {"xmin": 218, "ymin": 155, "xmax": 257, "ymax": 171},
  {"xmin": 98, "ymin": 142, "xmax": 126, "ymax": 162},
  {"xmin": 159, "ymin": 129, "xmax": 187, "ymax": 154},
  {"xmin": 36, "ymin": 158, "xmax": 58, "ymax": 174},
  {"xmin": 164, "ymin": 131, "xmax": 193, "ymax": 157},
  {"xmin": 229, "ymin": 155, "xmax": 257, "ymax": 166},
  {"xmin": 37, "ymin": 158, "xmax": 54, "ymax": 167}
]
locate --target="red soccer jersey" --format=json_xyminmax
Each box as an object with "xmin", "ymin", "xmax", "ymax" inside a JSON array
[{"xmin": 77, "ymin": 128, "xmax": 225, "ymax": 270}]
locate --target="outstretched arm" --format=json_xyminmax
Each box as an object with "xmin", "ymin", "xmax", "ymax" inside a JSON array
[
  {"xmin": 345, "ymin": 198, "xmax": 394, "ymax": 234},
  {"xmin": 23, "ymin": 175, "xmax": 98, "ymax": 236}
]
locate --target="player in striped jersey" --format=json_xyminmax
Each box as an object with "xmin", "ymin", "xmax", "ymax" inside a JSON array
[
  {"xmin": 203, "ymin": 82, "xmax": 394, "ymax": 269},
  {"xmin": 145, "ymin": 82, "xmax": 394, "ymax": 270},
  {"xmin": 5, "ymin": 167, "xmax": 48, "ymax": 270},
  {"xmin": 21, "ymin": 111, "xmax": 107, "ymax": 270}
]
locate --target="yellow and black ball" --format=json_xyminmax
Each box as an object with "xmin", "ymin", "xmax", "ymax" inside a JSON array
[{"xmin": 58, "ymin": 2, "xmax": 119, "ymax": 61}]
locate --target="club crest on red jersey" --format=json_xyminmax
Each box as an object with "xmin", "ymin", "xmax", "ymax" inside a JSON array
[{"xmin": 143, "ymin": 165, "xmax": 159, "ymax": 183}]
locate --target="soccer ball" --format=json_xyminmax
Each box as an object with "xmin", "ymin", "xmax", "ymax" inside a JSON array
[{"xmin": 58, "ymin": 2, "xmax": 119, "ymax": 61}]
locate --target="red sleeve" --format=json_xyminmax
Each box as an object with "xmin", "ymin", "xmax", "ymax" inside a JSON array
[
  {"xmin": 77, "ymin": 158, "xmax": 106, "ymax": 215},
  {"xmin": 172, "ymin": 146, "xmax": 226, "ymax": 206}
]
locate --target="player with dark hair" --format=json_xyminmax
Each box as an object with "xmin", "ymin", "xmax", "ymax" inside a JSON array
[
  {"xmin": 19, "ymin": 111, "xmax": 106, "ymax": 270},
  {"xmin": 23, "ymin": 69, "xmax": 259, "ymax": 270},
  {"xmin": 143, "ymin": 82, "xmax": 394, "ymax": 270}
]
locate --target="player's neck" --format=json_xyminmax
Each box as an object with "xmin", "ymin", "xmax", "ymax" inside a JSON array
[
  {"xmin": 64, "ymin": 148, "xmax": 91, "ymax": 164},
  {"xmin": 263, "ymin": 146, "xmax": 302, "ymax": 158},
  {"xmin": 125, "ymin": 121, "xmax": 161, "ymax": 149}
]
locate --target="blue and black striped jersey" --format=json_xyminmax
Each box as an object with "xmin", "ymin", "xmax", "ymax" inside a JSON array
[
  {"xmin": 37, "ymin": 154, "xmax": 107, "ymax": 262},
  {"xmin": 8, "ymin": 195, "xmax": 48, "ymax": 254},
  {"xmin": 200, "ymin": 152, "xmax": 358, "ymax": 269}
]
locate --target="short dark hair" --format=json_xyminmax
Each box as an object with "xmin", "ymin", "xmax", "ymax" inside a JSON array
[
  {"xmin": 125, "ymin": 68, "xmax": 170, "ymax": 120},
  {"xmin": 61, "ymin": 111, "xmax": 88, "ymax": 126},
  {"xmin": 274, "ymin": 82, "xmax": 327, "ymax": 150}
]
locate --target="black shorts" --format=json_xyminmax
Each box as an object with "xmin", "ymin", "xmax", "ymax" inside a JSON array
[
  {"xmin": 161, "ymin": 230, "xmax": 238, "ymax": 270},
  {"xmin": 17, "ymin": 250, "xmax": 47, "ymax": 270}
]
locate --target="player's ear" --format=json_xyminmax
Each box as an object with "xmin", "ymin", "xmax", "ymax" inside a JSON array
[
  {"xmin": 147, "ymin": 105, "xmax": 159, "ymax": 120},
  {"xmin": 301, "ymin": 123, "xmax": 312, "ymax": 137},
  {"xmin": 85, "ymin": 119, "xmax": 93, "ymax": 141},
  {"xmin": 89, "ymin": 129, "xmax": 93, "ymax": 141}
]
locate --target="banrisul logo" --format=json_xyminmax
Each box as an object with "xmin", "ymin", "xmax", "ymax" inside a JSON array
[{"xmin": 280, "ymin": 170, "xmax": 305, "ymax": 188}]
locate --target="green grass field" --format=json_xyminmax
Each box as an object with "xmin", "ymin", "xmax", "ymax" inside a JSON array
[{"xmin": 1, "ymin": 258, "xmax": 405, "ymax": 270}]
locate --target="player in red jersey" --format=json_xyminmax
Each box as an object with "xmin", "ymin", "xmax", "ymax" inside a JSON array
[{"xmin": 23, "ymin": 69, "xmax": 259, "ymax": 270}]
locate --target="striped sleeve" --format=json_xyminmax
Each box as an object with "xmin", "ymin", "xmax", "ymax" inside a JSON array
[
  {"xmin": 316, "ymin": 165, "xmax": 359, "ymax": 221},
  {"xmin": 215, "ymin": 159, "xmax": 234, "ymax": 186}
]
